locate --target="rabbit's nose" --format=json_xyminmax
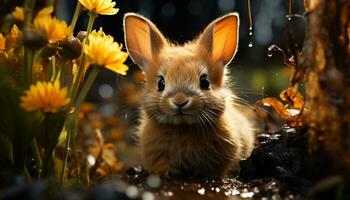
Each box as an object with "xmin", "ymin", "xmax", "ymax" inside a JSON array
[
  {"xmin": 171, "ymin": 92, "xmax": 190, "ymax": 109},
  {"xmin": 174, "ymin": 99, "xmax": 189, "ymax": 108}
]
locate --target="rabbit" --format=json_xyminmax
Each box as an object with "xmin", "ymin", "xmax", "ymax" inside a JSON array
[{"xmin": 123, "ymin": 12, "xmax": 255, "ymax": 178}]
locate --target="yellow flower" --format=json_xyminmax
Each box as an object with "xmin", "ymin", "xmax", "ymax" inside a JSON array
[
  {"xmin": 6, "ymin": 25, "xmax": 21, "ymax": 49},
  {"xmin": 34, "ymin": 12, "xmax": 71, "ymax": 43},
  {"xmin": 20, "ymin": 80, "xmax": 70, "ymax": 113},
  {"xmin": 36, "ymin": 6, "xmax": 54, "ymax": 18},
  {"xmin": 84, "ymin": 28, "xmax": 128, "ymax": 75},
  {"xmin": 8, "ymin": 25, "xmax": 21, "ymax": 39},
  {"xmin": 79, "ymin": 0, "xmax": 119, "ymax": 15},
  {"xmin": 12, "ymin": 7, "xmax": 24, "ymax": 21},
  {"xmin": 0, "ymin": 33, "xmax": 6, "ymax": 51}
]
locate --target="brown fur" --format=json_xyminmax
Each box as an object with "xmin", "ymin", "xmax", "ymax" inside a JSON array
[{"xmin": 123, "ymin": 13, "xmax": 255, "ymax": 177}]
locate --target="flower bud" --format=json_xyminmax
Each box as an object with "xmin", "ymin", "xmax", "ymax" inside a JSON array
[
  {"xmin": 76, "ymin": 31, "xmax": 87, "ymax": 42},
  {"xmin": 59, "ymin": 36, "xmax": 83, "ymax": 60},
  {"xmin": 22, "ymin": 29, "xmax": 48, "ymax": 50},
  {"xmin": 40, "ymin": 42, "xmax": 58, "ymax": 58}
]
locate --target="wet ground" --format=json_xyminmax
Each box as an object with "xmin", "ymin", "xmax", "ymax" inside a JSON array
[
  {"xmin": 1, "ymin": 126, "xmax": 327, "ymax": 200},
  {"xmin": 107, "ymin": 166, "xmax": 298, "ymax": 200}
]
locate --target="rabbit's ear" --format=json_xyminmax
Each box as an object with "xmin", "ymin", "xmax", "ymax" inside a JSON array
[
  {"xmin": 123, "ymin": 13, "xmax": 167, "ymax": 70},
  {"xmin": 197, "ymin": 13, "xmax": 239, "ymax": 67}
]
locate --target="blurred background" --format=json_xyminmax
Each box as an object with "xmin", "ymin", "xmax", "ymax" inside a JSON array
[{"xmin": 0, "ymin": 0, "xmax": 306, "ymax": 169}]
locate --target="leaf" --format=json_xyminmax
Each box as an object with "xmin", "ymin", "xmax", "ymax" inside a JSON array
[
  {"xmin": 0, "ymin": 83, "xmax": 43, "ymax": 172},
  {"xmin": 260, "ymin": 97, "xmax": 291, "ymax": 119},
  {"xmin": 280, "ymin": 89, "xmax": 304, "ymax": 110},
  {"xmin": 37, "ymin": 111, "xmax": 66, "ymax": 176},
  {"xmin": 257, "ymin": 88, "xmax": 304, "ymax": 127},
  {"xmin": 0, "ymin": 133, "xmax": 12, "ymax": 159}
]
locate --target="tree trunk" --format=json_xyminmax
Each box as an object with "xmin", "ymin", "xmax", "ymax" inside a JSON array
[{"xmin": 303, "ymin": 0, "xmax": 350, "ymax": 175}]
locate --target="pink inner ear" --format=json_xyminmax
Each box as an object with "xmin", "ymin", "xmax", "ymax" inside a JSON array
[
  {"xmin": 212, "ymin": 15, "xmax": 239, "ymax": 66},
  {"xmin": 125, "ymin": 16, "xmax": 153, "ymax": 65}
]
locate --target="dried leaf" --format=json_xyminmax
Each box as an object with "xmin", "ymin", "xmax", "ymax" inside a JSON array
[
  {"xmin": 96, "ymin": 167, "xmax": 107, "ymax": 176},
  {"xmin": 258, "ymin": 89, "xmax": 304, "ymax": 127},
  {"xmin": 280, "ymin": 89, "xmax": 304, "ymax": 110},
  {"xmin": 260, "ymin": 97, "xmax": 291, "ymax": 119}
]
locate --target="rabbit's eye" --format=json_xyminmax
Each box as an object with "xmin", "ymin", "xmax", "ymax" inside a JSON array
[
  {"xmin": 157, "ymin": 76, "xmax": 165, "ymax": 91},
  {"xmin": 200, "ymin": 74, "xmax": 210, "ymax": 90}
]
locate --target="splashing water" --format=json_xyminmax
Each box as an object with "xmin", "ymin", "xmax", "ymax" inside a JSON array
[
  {"xmin": 197, "ymin": 188, "xmax": 206, "ymax": 195},
  {"xmin": 267, "ymin": 44, "xmax": 283, "ymax": 58},
  {"xmin": 248, "ymin": 42, "xmax": 253, "ymax": 48},
  {"xmin": 247, "ymin": 0, "xmax": 254, "ymax": 48}
]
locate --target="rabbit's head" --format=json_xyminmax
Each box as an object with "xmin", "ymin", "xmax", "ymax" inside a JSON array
[{"xmin": 124, "ymin": 13, "xmax": 239, "ymax": 125}]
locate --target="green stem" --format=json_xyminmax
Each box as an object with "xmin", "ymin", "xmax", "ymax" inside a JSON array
[
  {"xmin": 70, "ymin": 2, "xmax": 82, "ymax": 32},
  {"xmin": 27, "ymin": 50, "xmax": 35, "ymax": 86},
  {"xmin": 32, "ymin": 138, "xmax": 42, "ymax": 179},
  {"xmin": 59, "ymin": 125, "xmax": 72, "ymax": 186},
  {"xmin": 60, "ymin": 12, "xmax": 98, "ymax": 186},
  {"xmin": 60, "ymin": 66, "xmax": 100, "ymax": 186},
  {"xmin": 22, "ymin": 48, "xmax": 28, "ymax": 87},
  {"xmin": 22, "ymin": 0, "xmax": 36, "ymax": 88},
  {"xmin": 69, "ymin": 13, "xmax": 96, "ymax": 102},
  {"xmin": 50, "ymin": 56, "xmax": 56, "ymax": 81},
  {"xmin": 75, "ymin": 66, "xmax": 100, "ymax": 109},
  {"xmin": 71, "ymin": 14, "xmax": 97, "ymax": 100},
  {"xmin": 60, "ymin": 61, "xmax": 67, "ymax": 86},
  {"xmin": 46, "ymin": 0, "xmax": 54, "ymax": 6},
  {"xmin": 9, "ymin": 143, "xmax": 13, "ymax": 164},
  {"xmin": 24, "ymin": 0, "xmax": 36, "ymax": 29}
]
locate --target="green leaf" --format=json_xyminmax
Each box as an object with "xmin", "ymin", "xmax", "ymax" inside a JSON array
[
  {"xmin": 37, "ymin": 111, "xmax": 66, "ymax": 177},
  {"xmin": 0, "ymin": 132, "xmax": 12, "ymax": 160},
  {"xmin": 0, "ymin": 83, "xmax": 42, "ymax": 172}
]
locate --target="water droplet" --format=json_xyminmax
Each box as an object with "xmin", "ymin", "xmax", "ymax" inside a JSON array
[
  {"xmin": 215, "ymin": 187, "xmax": 221, "ymax": 192},
  {"xmin": 126, "ymin": 185, "xmax": 139, "ymax": 198},
  {"xmin": 197, "ymin": 188, "xmax": 205, "ymax": 195},
  {"xmin": 87, "ymin": 154, "xmax": 96, "ymax": 166},
  {"xmin": 240, "ymin": 191, "xmax": 254, "ymax": 198},
  {"xmin": 287, "ymin": 108, "xmax": 300, "ymax": 116},
  {"xmin": 232, "ymin": 189, "xmax": 240, "ymax": 195},
  {"xmin": 253, "ymin": 187, "xmax": 260, "ymax": 193},
  {"xmin": 288, "ymin": 17, "xmax": 292, "ymax": 21},
  {"xmin": 142, "ymin": 191, "xmax": 155, "ymax": 200},
  {"xmin": 146, "ymin": 175, "xmax": 161, "ymax": 188},
  {"xmin": 167, "ymin": 191, "xmax": 174, "ymax": 196},
  {"xmin": 99, "ymin": 84, "xmax": 114, "ymax": 99},
  {"xmin": 249, "ymin": 31, "xmax": 253, "ymax": 36},
  {"xmin": 286, "ymin": 128, "xmax": 296, "ymax": 133},
  {"xmin": 249, "ymin": 26, "xmax": 253, "ymax": 31},
  {"xmin": 272, "ymin": 194, "xmax": 281, "ymax": 200},
  {"xmin": 248, "ymin": 42, "xmax": 253, "ymax": 48},
  {"xmin": 268, "ymin": 51, "xmax": 273, "ymax": 57}
]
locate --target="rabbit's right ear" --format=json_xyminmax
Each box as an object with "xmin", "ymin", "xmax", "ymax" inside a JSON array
[{"xmin": 123, "ymin": 13, "xmax": 167, "ymax": 70}]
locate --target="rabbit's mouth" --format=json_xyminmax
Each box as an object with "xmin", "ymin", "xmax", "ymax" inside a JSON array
[{"xmin": 173, "ymin": 110, "xmax": 192, "ymax": 116}]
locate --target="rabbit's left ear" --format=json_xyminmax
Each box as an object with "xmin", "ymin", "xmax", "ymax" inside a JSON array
[{"xmin": 197, "ymin": 13, "xmax": 239, "ymax": 67}]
